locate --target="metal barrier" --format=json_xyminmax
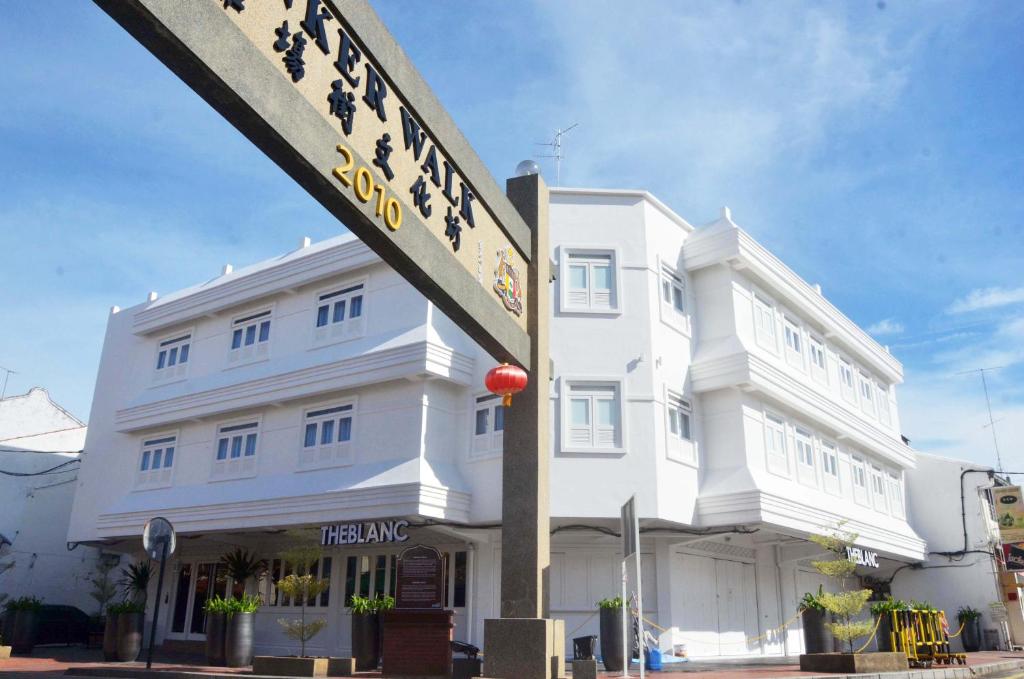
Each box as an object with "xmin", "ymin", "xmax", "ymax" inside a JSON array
[{"xmin": 888, "ymin": 609, "xmax": 967, "ymax": 667}]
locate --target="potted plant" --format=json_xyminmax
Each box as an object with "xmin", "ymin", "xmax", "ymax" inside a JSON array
[
  {"xmin": 253, "ymin": 544, "xmax": 331, "ymax": 677},
  {"xmin": 597, "ymin": 597, "xmax": 625, "ymax": 672},
  {"xmin": 204, "ymin": 595, "xmax": 230, "ymax": 666},
  {"xmin": 102, "ymin": 602, "xmax": 125, "ymax": 661},
  {"xmin": 870, "ymin": 596, "xmax": 909, "ymax": 652},
  {"xmin": 800, "ymin": 587, "xmax": 828, "ymax": 653},
  {"xmin": 225, "ymin": 594, "xmax": 262, "ymax": 667},
  {"xmin": 220, "ymin": 548, "xmax": 267, "ymax": 598},
  {"xmin": 3, "ymin": 596, "xmax": 42, "ymax": 655},
  {"xmin": 350, "ymin": 594, "xmax": 393, "ymax": 671},
  {"xmin": 115, "ymin": 601, "xmax": 146, "ymax": 662},
  {"xmin": 798, "ymin": 524, "xmax": 907, "ymax": 673},
  {"xmin": 117, "ymin": 561, "xmax": 152, "ymax": 662},
  {"xmin": 957, "ymin": 606, "xmax": 982, "ymax": 652}
]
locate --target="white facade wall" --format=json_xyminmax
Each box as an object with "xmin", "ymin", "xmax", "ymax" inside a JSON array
[
  {"xmin": 0, "ymin": 388, "xmax": 114, "ymax": 616},
  {"xmin": 69, "ymin": 188, "xmax": 928, "ymax": 659}
]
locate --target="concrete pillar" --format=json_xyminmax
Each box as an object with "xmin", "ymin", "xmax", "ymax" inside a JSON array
[{"xmin": 484, "ymin": 173, "xmax": 563, "ymax": 678}]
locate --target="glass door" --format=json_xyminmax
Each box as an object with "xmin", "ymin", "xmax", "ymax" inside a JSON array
[{"xmin": 168, "ymin": 561, "xmax": 229, "ymax": 640}]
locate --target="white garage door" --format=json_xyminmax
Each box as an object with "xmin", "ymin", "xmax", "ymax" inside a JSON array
[{"xmin": 673, "ymin": 553, "xmax": 760, "ymax": 657}]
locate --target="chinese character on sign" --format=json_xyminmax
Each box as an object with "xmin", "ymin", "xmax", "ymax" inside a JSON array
[
  {"xmin": 444, "ymin": 207, "xmax": 461, "ymax": 252},
  {"xmin": 273, "ymin": 21, "xmax": 291, "ymax": 53},
  {"xmin": 374, "ymin": 134, "xmax": 395, "ymax": 181},
  {"xmin": 328, "ymin": 80, "xmax": 357, "ymax": 135},
  {"xmin": 410, "ymin": 176, "xmax": 432, "ymax": 218},
  {"xmin": 283, "ymin": 33, "xmax": 307, "ymax": 83}
]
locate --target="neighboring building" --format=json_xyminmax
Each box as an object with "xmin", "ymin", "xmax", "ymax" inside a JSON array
[
  {"xmin": 67, "ymin": 189, "xmax": 924, "ymax": 658},
  {"xmin": 0, "ymin": 388, "xmax": 113, "ymax": 615},
  {"xmin": 894, "ymin": 453, "xmax": 1019, "ymax": 651}
]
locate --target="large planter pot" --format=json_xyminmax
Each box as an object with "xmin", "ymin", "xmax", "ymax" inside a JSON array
[
  {"xmin": 205, "ymin": 612, "xmax": 226, "ymax": 666},
  {"xmin": 352, "ymin": 613, "xmax": 380, "ymax": 671},
  {"xmin": 0, "ymin": 645, "xmax": 12, "ymax": 659},
  {"xmin": 116, "ymin": 611, "xmax": 144, "ymax": 662},
  {"xmin": 102, "ymin": 614, "xmax": 120, "ymax": 661},
  {"xmin": 599, "ymin": 607, "xmax": 625, "ymax": 672},
  {"xmin": 10, "ymin": 610, "xmax": 39, "ymax": 655},
  {"xmin": 875, "ymin": 615, "xmax": 893, "ymax": 652},
  {"xmin": 224, "ymin": 612, "xmax": 254, "ymax": 668},
  {"xmin": 252, "ymin": 656, "xmax": 330, "ymax": 677},
  {"xmin": 800, "ymin": 651, "xmax": 908, "ymax": 673},
  {"xmin": 961, "ymin": 618, "xmax": 982, "ymax": 652},
  {"xmin": 801, "ymin": 609, "xmax": 828, "ymax": 654}
]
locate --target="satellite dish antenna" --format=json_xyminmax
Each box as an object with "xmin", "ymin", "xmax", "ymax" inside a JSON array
[{"xmin": 141, "ymin": 516, "xmax": 176, "ymax": 669}]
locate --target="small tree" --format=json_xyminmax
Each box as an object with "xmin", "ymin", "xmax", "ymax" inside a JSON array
[
  {"xmin": 809, "ymin": 524, "xmax": 874, "ymax": 653},
  {"xmin": 89, "ymin": 556, "xmax": 118, "ymax": 616},
  {"xmin": 275, "ymin": 544, "xmax": 329, "ymax": 657},
  {"xmin": 220, "ymin": 548, "xmax": 267, "ymax": 598},
  {"xmin": 120, "ymin": 561, "xmax": 154, "ymax": 608}
]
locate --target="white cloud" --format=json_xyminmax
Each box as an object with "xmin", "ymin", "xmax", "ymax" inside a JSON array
[
  {"xmin": 866, "ymin": 319, "xmax": 904, "ymax": 336},
  {"xmin": 948, "ymin": 286, "xmax": 1024, "ymax": 314}
]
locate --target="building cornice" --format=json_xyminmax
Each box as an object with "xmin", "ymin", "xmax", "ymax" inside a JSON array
[
  {"xmin": 683, "ymin": 223, "xmax": 902, "ymax": 383},
  {"xmin": 95, "ymin": 481, "xmax": 470, "ymax": 538},
  {"xmin": 550, "ymin": 187, "xmax": 694, "ymax": 232},
  {"xmin": 113, "ymin": 340, "xmax": 473, "ymax": 432},
  {"xmin": 697, "ymin": 489, "xmax": 926, "ymax": 561},
  {"xmin": 691, "ymin": 350, "xmax": 915, "ymax": 469},
  {"xmin": 132, "ymin": 238, "xmax": 379, "ymax": 336}
]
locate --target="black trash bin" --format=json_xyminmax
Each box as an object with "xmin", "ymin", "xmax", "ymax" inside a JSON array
[{"xmin": 574, "ymin": 635, "xmax": 598, "ymax": 660}]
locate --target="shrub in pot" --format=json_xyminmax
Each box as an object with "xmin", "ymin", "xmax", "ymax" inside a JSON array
[
  {"xmin": 957, "ymin": 606, "xmax": 982, "ymax": 652},
  {"xmin": 597, "ymin": 597, "xmax": 625, "ymax": 672},
  {"xmin": 103, "ymin": 602, "xmax": 126, "ymax": 661},
  {"xmin": 225, "ymin": 594, "xmax": 261, "ymax": 668},
  {"xmin": 870, "ymin": 596, "xmax": 910, "ymax": 652},
  {"xmin": 203, "ymin": 596, "xmax": 230, "ymax": 666},
  {"xmin": 800, "ymin": 588, "xmax": 829, "ymax": 654},
  {"xmin": 3, "ymin": 596, "xmax": 42, "ymax": 655},
  {"xmin": 115, "ymin": 601, "xmax": 146, "ymax": 662},
  {"xmin": 350, "ymin": 595, "xmax": 380, "ymax": 671}
]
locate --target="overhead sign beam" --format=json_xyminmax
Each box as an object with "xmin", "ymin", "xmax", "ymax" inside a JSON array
[{"xmin": 93, "ymin": 0, "xmax": 531, "ymax": 368}]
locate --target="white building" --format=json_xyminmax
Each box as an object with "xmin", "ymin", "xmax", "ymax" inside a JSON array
[
  {"xmin": 0, "ymin": 388, "xmax": 111, "ymax": 615},
  {"xmin": 67, "ymin": 188, "xmax": 925, "ymax": 659},
  {"xmin": 894, "ymin": 452, "xmax": 1020, "ymax": 651}
]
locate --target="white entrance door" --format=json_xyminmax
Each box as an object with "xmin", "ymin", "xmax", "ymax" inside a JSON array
[
  {"xmin": 673, "ymin": 553, "xmax": 760, "ymax": 657},
  {"xmin": 167, "ymin": 561, "xmax": 229, "ymax": 641}
]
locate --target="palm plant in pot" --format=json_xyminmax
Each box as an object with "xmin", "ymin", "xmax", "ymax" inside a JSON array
[
  {"xmin": 350, "ymin": 594, "xmax": 394, "ymax": 671},
  {"xmin": 3, "ymin": 596, "xmax": 42, "ymax": 655},
  {"xmin": 597, "ymin": 597, "xmax": 625, "ymax": 672},
  {"xmin": 117, "ymin": 561, "xmax": 153, "ymax": 662},
  {"xmin": 869, "ymin": 596, "xmax": 910, "ymax": 652},
  {"xmin": 957, "ymin": 606, "xmax": 982, "ymax": 652},
  {"xmin": 220, "ymin": 548, "xmax": 267, "ymax": 667},
  {"xmin": 799, "ymin": 587, "xmax": 828, "ymax": 653}
]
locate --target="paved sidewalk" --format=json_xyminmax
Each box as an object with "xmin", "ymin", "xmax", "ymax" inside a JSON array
[{"xmin": 1, "ymin": 647, "xmax": 1023, "ymax": 679}]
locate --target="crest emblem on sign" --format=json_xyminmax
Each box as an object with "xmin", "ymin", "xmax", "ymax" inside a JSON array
[{"xmin": 493, "ymin": 247, "xmax": 523, "ymax": 316}]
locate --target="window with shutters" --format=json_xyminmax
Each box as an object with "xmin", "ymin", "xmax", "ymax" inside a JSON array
[
  {"xmin": 661, "ymin": 267, "xmax": 686, "ymax": 314},
  {"xmin": 137, "ymin": 433, "xmax": 176, "ymax": 489},
  {"xmin": 887, "ymin": 470, "xmax": 905, "ymax": 518},
  {"xmin": 299, "ymin": 401, "xmax": 355, "ymax": 470},
  {"xmin": 312, "ymin": 282, "xmax": 366, "ymax": 346},
  {"xmin": 228, "ymin": 308, "xmax": 272, "ymax": 366},
  {"xmin": 851, "ymin": 454, "xmax": 869, "ymax": 506},
  {"xmin": 809, "ymin": 336, "xmax": 827, "ymax": 384},
  {"xmin": 784, "ymin": 317, "xmax": 803, "ymax": 368},
  {"xmin": 211, "ymin": 419, "xmax": 260, "ymax": 480},
  {"xmin": 870, "ymin": 464, "xmax": 888, "ymax": 512},
  {"xmin": 838, "ymin": 357, "xmax": 857, "ymax": 404},
  {"xmin": 764, "ymin": 412, "xmax": 789, "ymax": 476},
  {"xmin": 471, "ymin": 394, "xmax": 504, "ymax": 459},
  {"xmin": 563, "ymin": 381, "xmax": 623, "ymax": 452},
  {"xmin": 794, "ymin": 426, "xmax": 817, "ymax": 487},
  {"xmin": 859, "ymin": 371, "xmax": 876, "ymax": 416},
  {"xmin": 753, "ymin": 293, "xmax": 777, "ymax": 352},
  {"xmin": 154, "ymin": 332, "xmax": 192, "ymax": 382},
  {"xmin": 876, "ymin": 383, "xmax": 891, "ymax": 426},
  {"xmin": 559, "ymin": 248, "xmax": 620, "ymax": 313},
  {"xmin": 665, "ymin": 391, "xmax": 696, "ymax": 465},
  {"xmin": 821, "ymin": 442, "xmax": 841, "ymax": 495}
]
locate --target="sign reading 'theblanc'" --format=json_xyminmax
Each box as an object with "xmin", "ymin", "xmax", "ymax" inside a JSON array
[
  {"xmin": 94, "ymin": 0, "xmax": 531, "ymax": 368},
  {"xmin": 320, "ymin": 519, "xmax": 409, "ymax": 546}
]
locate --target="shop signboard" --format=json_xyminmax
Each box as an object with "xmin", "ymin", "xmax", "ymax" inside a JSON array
[
  {"xmin": 994, "ymin": 486, "xmax": 1024, "ymax": 543},
  {"xmin": 395, "ymin": 544, "xmax": 444, "ymax": 610},
  {"xmin": 320, "ymin": 519, "xmax": 409, "ymax": 546},
  {"xmin": 846, "ymin": 546, "xmax": 880, "ymax": 569},
  {"xmin": 93, "ymin": 0, "xmax": 532, "ymax": 368},
  {"xmin": 1003, "ymin": 542, "xmax": 1024, "ymax": 571}
]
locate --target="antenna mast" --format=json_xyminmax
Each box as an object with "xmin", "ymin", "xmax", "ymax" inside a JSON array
[
  {"xmin": 535, "ymin": 123, "xmax": 578, "ymax": 185},
  {"xmin": 0, "ymin": 366, "xmax": 15, "ymax": 400},
  {"xmin": 959, "ymin": 366, "xmax": 1005, "ymax": 472}
]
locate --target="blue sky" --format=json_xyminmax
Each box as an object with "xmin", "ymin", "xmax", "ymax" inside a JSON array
[{"xmin": 1, "ymin": 1, "xmax": 1022, "ymax": 469}]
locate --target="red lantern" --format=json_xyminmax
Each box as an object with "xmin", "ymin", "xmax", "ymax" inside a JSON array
[{"xmin": 485, "ymin": 363, "xmax": 528, "ymax": 407}]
